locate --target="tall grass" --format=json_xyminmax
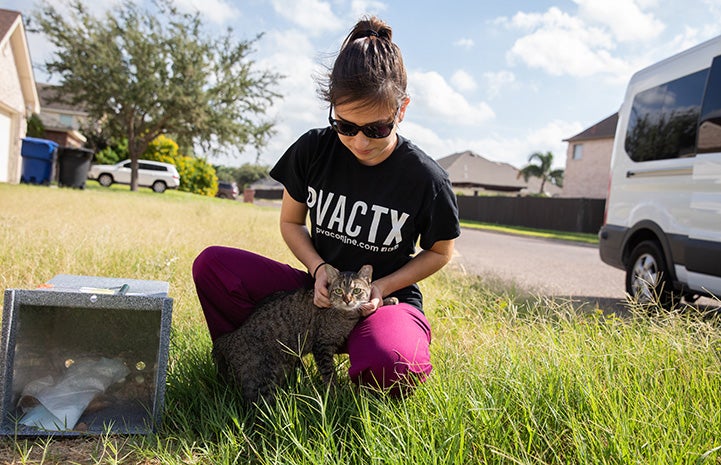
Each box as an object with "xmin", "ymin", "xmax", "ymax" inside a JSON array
[{"xmin": 1, "ymin": 183, "xmax": 720, "ymax": 464}]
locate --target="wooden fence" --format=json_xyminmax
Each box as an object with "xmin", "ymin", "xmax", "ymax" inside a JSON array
[{"xmin": 456, "ymin": 196, "xmax": 606, "ymax": 234}]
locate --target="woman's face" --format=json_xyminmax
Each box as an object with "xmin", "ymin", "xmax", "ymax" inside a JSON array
[{"xmin": 332, "ymin": 100, "xmax": 408, "ymax": 166}]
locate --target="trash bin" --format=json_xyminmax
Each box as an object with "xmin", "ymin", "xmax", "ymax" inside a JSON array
[
  {"xmin": 57, "ymin": 147, "xmax": 94, "ymax": 188},
  {"xmin": 20, "ymin": 138, "xmax": 58, "ymax": 185}
]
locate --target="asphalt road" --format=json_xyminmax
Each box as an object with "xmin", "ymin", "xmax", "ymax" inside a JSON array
[
  {"xmin": 452, "ymin": 227, "xmax": 630, "ymax": 311},
  {"xmin": 452, "ymin": 227, "xmax": 721, "ymax": 313}
]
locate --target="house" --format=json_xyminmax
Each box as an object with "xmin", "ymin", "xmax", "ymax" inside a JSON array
[
  {"xmin": 561, "ymin": 113, "xmax": 618, "ymax": 199},
  {"xmin": 36, "ymin": 83, "xmax": 89, "ymax": 148},
  {"xmin": 0, "ymin": 9, "xmax": 39, "ymax": 183},
  {"xmin": 437, "ymin": 151, "xmax": 562, "ymax": 196},
  {"xmin": 249, "ymin": 176, "xmax": 283, "ymax": 200}
]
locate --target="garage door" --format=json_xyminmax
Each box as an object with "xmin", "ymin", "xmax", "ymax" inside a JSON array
[{"xmin": 0, "ymin": 111, "xmax": 10, "ymax": 183}]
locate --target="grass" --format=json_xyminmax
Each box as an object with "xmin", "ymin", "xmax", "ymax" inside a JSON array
[
  {"xmin": 459, "ymin": 219, "xmax": 599, "ymax": 245},
  {"xmin": 1, "ymin": 182, "xmax": 720, "ymax": 464}
]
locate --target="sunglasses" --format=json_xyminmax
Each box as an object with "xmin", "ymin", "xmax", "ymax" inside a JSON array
[{"xmin": 328, "ymin": 107, "xmax": 398, "ymax": 139}]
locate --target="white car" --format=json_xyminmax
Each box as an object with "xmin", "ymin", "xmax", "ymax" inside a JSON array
[{"xmin": 88, "ymin": 160, "xmax": 180, "ymax": 193}]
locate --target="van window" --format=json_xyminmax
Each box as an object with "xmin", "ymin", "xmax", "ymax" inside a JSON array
[
  {"xmin": 625, "ymin": 68, "xmax": 708, "ymax": 161},
  {"xmin": 698, "ymin": 55, "xmax": 721, "ymax": 153}
]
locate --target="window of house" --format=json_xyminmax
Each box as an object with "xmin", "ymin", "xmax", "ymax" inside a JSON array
[
  {"xmin": 624, "ymin": 68, "xmax": 708, "ymax": 162},
  {"xmin": 572, "ymin": 144, "xmax": 583, "ymax": 160},
  {"xmin": 59, "ymin": 114, "xmax": 74, "ymax": 128}
]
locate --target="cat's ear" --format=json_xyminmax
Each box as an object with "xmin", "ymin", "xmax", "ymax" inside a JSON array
[
  {"xmin": 358, "ymin": 264, "xmax": 373, "ymax": 282},
  {"xmin": 324, "ymin": 263, "xmax": 339, "ymax": 281}
]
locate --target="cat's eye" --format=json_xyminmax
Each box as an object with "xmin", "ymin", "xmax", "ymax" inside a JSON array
[
  {"xmin": 333, "ymin": 289, "xmax": 344, "ymax": 295},
  {"xmin": 352, "ymin": 288, "xmax": 363, "ymax": 295}
]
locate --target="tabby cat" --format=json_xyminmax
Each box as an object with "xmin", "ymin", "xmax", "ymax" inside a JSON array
[{"xmin": 212, "ymin": 263, "xmax": 397, "ymax": 403}]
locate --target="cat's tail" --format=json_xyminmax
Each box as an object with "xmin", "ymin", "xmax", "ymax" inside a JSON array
[{"xmin": 211, "ymin": 337, "xmax": 231, "ymax": 382}]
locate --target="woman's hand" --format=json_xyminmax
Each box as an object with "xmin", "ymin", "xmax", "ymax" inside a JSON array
[
  {"xmin": 358, "ymin": 283, "xmax": 384, "ymax": 317},
  {"xmin": 313, "ymin": 265, "xmax": 331, "ymax": 308}
]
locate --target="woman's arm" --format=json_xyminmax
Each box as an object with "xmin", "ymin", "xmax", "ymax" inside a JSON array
[
  {"xmin": 360, "ymin": 239, "xmax": 455, "ymax": 315},
  {"xmin": 375, "ymin": 239, "xmax": 454, "ymax": 296},
  {"xmin": 278, "ymin": 189, "xmax": 331, "ymax": 307}
]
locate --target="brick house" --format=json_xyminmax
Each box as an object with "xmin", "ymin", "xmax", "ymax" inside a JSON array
[
  {"xmin": 36, "ymin": 82, "xmax": 89, "ymax": 149},
  {"xmin": 561, "ymin": 113, "xmax": 618, "ymax": 199},
  {"xmin": 0, "ymin": 9, "xmax": 39, "ymax": 183}
]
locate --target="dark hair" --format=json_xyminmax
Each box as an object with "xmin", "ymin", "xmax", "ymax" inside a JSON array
[{"xmin": 318, "ymin": 16, "xmax": 408, "ymax": 113}]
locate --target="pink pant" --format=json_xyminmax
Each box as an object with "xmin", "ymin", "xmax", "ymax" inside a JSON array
[{"xmin": 192, "ymin": 246, "xmax": 432, "ymax": 391}]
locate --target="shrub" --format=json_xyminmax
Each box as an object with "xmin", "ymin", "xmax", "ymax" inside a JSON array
[
  {"xmin": 176, "ymin": 156, "xmax": 218, "ymax": 197},
  {"xmin": 94, "ymin": 138, "xmax": 128, "ymax": 164},
  {"xmin": 144, "ymin": 135, "xmax": 218, "ymax": 196}
]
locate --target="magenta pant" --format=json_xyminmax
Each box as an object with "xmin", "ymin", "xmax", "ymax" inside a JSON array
[{"xmin": 192, "ymin": 246, "xmax": 432, "ymax": 391}]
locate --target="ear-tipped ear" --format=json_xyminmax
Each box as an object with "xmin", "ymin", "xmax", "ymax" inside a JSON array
[
  {"xmin": 324, "ymin": 263, "xmax": 339, "ymax": 281},
  {"xmin": 358, "ymin": 264, "xmax": 373, "ymax": 281}
]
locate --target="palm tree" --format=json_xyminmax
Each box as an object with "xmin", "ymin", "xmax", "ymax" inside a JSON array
[{"xmin": 517, "ymin": 151, "xmax": 564, "ymax": 195}]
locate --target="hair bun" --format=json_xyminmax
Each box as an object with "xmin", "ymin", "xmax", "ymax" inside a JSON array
[{"xmin": 347, "ymin": 16, "xmax": 393, "ymax": 43}]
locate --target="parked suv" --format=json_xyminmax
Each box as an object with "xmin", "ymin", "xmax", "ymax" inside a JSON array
[
  {"xmin": 599, "ymin": 34, "xmax": 721, "ymax": 307},
  {"xmin": 88, "ymin": 160, "xmax": 180, "ymax": 193},
  {"xmin": 216, "ymin": 181, "xmax": 239, "ymax": 200}
]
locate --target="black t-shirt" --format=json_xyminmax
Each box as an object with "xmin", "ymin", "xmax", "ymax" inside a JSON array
[{"xmin": 270, "ymin": 127, "xmax": 460, "ymax": 310}]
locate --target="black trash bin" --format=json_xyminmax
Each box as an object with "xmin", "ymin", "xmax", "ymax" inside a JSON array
[
  {"xmin": 20, "ymin": 138, "xmax": 58, "ymax": 185},
  {"xmin": 57, "ymin": 147, "xmax": 94, "ymax": 188}
]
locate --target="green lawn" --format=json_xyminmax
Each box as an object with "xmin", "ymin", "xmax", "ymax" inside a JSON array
[
  {"xmin": 459, "ymin": 219, "xmax": 599, "ymax": 245},
  {"xmin": 1, "ymin": 183, "xmax": 720, "ymax": 464}
]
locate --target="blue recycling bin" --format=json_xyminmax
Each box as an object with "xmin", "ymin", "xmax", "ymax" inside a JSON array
[{"xmin": 20, "ymin": 138, "xmax": 59, "ymax": 185}]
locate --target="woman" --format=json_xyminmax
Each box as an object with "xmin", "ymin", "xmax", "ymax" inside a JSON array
[{"xmin": 193, "ymin": 16, "xmax": 460, "ymax": 393}]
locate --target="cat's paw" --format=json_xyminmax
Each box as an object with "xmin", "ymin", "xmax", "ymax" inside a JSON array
[
  {"xmin": 359, "ymin": 301, "xmax": 377, "ymax": 317},
  {"xmin": 382, "ymin": 297, "xmax": 399, "ymax": 306}
]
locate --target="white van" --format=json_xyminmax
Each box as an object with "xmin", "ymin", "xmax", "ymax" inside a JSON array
[{"xmin": 599, "ymin": 35, "xmax": 721, "ymax": 306}]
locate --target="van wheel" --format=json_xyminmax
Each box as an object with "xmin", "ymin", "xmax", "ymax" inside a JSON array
[
  {"xmin": 152, "ymin": 181, "xmax": 167, "ymax": 193},
  {"xmin": 98, "ymin": 173, "xmax": 113, "ymax": 187},
  {"xmin": 625, "ymin": 240, "xmax": 676, "ymax": 309}
]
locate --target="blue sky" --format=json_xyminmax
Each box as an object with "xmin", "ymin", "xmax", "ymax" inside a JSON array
[{"xmin": 7, "ymin": 0, "xmax": 721, "ymax": 169}]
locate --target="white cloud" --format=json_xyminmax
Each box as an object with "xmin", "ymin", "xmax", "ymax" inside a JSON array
[
  {"xmin": 400, "ymin": 118, "xmax": 582, "ymax": 169},
  {"xmin": 483, "ymin": 70, "xmax": 516, "ymax": 99},
  {"xmin": 451, "ymin": 70, "xmax": 477, "ymax": 92},
  {"xmin": 504, "ymin": 7, "xmax": 632, "ymax": 78},
  {"xmin": 524, "ymin": 120, "xmax": 584, "ymax": 167},
  {"xmin": 229, "ymin": 28, "xmax": 327, "ymax": 164},
  {"xmin": 257, "ymin": 29, "xmax": 325, "ymax": 125},
  {"xmin": 408, "ymin": 70, "xmax": 495, "ymax": 126},
  {"xmin": 173, "ymin": 0, "xmax": 241, "ymax": 24},
  {"xmin": 349, "ymin": 0, "xmax": 388, "ymax": 19},
  {"xmin": 574, "ymin": 0, "xmax": 664, "ymax": 42},
  {"xmin": 454, "ymin": 38, "xmax": 475, "ymax": 50},
  {"xmin": 397, "ymin": 121, "xmax": 447, "ymax": 158},
  {"xmin": 270, "ymin": 0, "xmax": 344, "ymax": 35}
]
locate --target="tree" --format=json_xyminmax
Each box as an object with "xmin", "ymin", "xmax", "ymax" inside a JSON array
[
  {"xmin": 30, "ymin": 0, "xmax": 280, "ymax": 191},
  {"xmin": 215, "ymin": 163, "xmax": 270, "ymax": 188},
  {"xmin": 26, "ymin": 113, "xmax": 45, "ymax": 137},
  {"xmin": 517, "ymin": 151, "xmax": 564, "ymax": 195}
]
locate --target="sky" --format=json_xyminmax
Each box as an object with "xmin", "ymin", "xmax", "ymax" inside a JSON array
[{"xmin": 6, "ymin": 0, "xmax": 721, "ymax": 169}]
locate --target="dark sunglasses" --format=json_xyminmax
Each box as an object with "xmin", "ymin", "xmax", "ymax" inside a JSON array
[{"xmin": 328, "ymin": 107, "xmax": 398, "ymax": 139}]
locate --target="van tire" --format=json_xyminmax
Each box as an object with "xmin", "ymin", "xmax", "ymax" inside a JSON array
[{"xmin": 625, "ymin": 240, "xmax": 676, "ymax": 308}]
